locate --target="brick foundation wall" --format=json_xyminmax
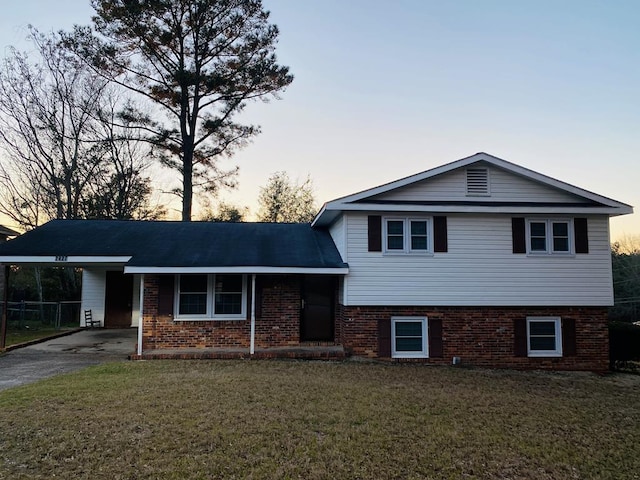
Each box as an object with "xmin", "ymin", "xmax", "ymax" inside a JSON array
[{"xmin": 340, "ymin": 305, "xmax": 609, "ymax": 371}]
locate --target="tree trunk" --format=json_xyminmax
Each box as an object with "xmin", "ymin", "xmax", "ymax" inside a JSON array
[{"xmin": 182, "ymin": 144, "xmax": 194, "ymax": 222}]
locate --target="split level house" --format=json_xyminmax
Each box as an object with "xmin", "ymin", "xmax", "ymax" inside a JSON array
[{"xmin": 0, "ymin": 153, "xmax": 632, "ymax": 370}]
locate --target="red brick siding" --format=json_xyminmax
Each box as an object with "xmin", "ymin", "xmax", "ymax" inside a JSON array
[
  {"xmin": 142, "ymin": 274, "xmax": 250, "ymax": 349},
  {"xmin": 254, "ymin": 275, "xmax": 302, "ymax": 347},
  {"xmin": 143, "ymin": 274, "xmax": 339, "ymax": 350},
  {"xmin": 340, "ymin": 305, "xmax": 609, "ymax": 371}
]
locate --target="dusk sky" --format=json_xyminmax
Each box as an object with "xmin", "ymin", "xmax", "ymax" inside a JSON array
[{"xmin": 0, "ymin": 0, "xmax": 638, "ymax": 240}]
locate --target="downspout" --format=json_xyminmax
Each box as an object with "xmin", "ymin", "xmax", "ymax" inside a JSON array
[
  {"xmin": 1, "ymin": 265, "xmax": 8, "ymax": 350},
  {"xmin": 250, "ymin": 274, "xmax": 256, "ymax": 355},
  {"xmin": 137, "ymin": 274, "xmax": 144, "ymax": 356}
]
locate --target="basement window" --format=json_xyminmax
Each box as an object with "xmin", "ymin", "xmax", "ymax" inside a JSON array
[
  {"xmin": 392, "ymin": 317, "xmax": 428, "ymax": 358},
  {"xmin": 527, "ymin": 317, "xmax": 562, "ymax": 357}
]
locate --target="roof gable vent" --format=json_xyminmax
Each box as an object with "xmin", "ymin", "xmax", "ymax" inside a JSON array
[{"xmin": 466, "ymin": 167, "xmax": 490, "ymax": 196}]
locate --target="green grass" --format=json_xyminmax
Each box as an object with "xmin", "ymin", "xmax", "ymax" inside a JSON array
[
  {"xmin": 4, "ymin": 326, "xmax": 74, "ymax": 347},
  {"xmin": 0, "ymin": 361, "xmax": 638, "ymax": 479}
]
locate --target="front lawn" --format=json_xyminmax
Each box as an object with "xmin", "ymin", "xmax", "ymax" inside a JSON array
[
  {"xmin": 0, "ymin": 361, "xmax": 638, "ymax": 479},
  {"xmin": 4, "ymin": 327, "xmax": 74, "ymax": 347}
]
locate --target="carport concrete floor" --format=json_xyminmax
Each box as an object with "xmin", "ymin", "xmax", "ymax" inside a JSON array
[{"xmin": 0, "ymin": 328, "xmax": 137, "ymax": 391}]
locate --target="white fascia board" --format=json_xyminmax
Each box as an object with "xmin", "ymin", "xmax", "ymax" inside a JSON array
[
  {"xmin": 311, "ymin": 204, "xmax": 327, "ymax": 227},
  {"xmin": 124, "ymin": 266, "xmax": 349, "ymax": 275},
  {"xmin": 0, "ymin": 255, "xmax": 132, "ymax": 265},
  {"xmin": 334, "ymin": 203, "xmax": 630, "ymax": 215}
]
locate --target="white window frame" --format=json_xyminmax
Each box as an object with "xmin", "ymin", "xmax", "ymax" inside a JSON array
[
  {"xmin": 526, "ymin": 219, "xmax": 573, "ymax": 255},
  {"xmin": 174, "ymin": 274, "xmax": 247, "ymax": 320},
  {"xmin": 391, "ymin": 316, "xmax": 429, "ymax": 358},
  {"xmin": 383, "ymin": 217, "xmax": 432, "ymax": 254},
  {"xmin": 526, "ymin": 316, "xmax": 562, "ymax": 357}
]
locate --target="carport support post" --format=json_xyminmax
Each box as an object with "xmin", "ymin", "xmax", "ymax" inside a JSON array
[
  {"xmin": 137, "ymin": 274, "xmax": 144, "ymax": 356},
  {"xmin": 1, "ymin": 265, "xmax": 9, "ymax": 350},
  {"xmin": 250, "ymin": 274, "xmax": 256, "ymax": 355}
]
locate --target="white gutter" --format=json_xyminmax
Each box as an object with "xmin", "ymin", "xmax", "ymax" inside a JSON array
[
  {"xmin": 0, "ymin": 255, "xmax": 132, "ymax": 265},
  {"xmin": 250, "ymin": 274, "xmax": 256, "ymax": 355},
  {"xmin": 137, "ymin": 274, "xmax": 144, "ymax": 356},
  {"xmin": 124, "ymin": 266, "xmax": 349, "ymax": 275}
]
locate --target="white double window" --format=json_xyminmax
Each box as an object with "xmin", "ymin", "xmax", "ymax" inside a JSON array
[
  {"xmin": 527, "ymin": 219, "xmax": 572, "ymax": 254},
  {"xmin": 175, "ymin": 274, "xmax": 246, "ymax": 320},
  {"xmin": 384, "ymin": 218, "xmax": 431, "ymax": 254}
]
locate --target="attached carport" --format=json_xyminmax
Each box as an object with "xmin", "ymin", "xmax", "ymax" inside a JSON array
[{"xmin": 0, "ymin": 221, "xmax": 143, "ymax": 350}]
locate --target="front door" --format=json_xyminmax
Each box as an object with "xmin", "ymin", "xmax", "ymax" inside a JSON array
[
  {"xmin": 104, "ymin": 271, "xmax": 133, "ymax": 328},
  {"xmin": 300, "ymin": 276, "xmax": 335, "ymax": 342}
]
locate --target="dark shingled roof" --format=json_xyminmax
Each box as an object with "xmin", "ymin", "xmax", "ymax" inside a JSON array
[{"xmin": 0, "ymin": 220, "xmax": 347, "ymax": 269}]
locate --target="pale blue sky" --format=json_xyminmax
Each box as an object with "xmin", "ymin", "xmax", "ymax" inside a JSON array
[{"xmin": 1, "ymin": 0, "xmax": 638, "ymax": 239}]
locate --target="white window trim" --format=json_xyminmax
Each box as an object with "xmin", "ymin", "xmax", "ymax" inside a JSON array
[
  {"xmin": 526, "ymin": 218, "xmax": 573, "ymax": 255},
  {"xmin": 527, "ymin": 316, "xmax": 563, "ymax": 357},
  {"xmin": 174, "ymin": 274, "xmax": 247, "ymax": 321},
  {"xmin": 391, "ymin": 316, "xmax": 429, "ymax": 358},
  {"xmin": 383, "ymin": 217, "xmax": 433, "ymax": 254}
]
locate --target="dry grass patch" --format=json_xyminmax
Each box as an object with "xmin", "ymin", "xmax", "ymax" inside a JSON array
[{"xmin": 0, "ymin": 361, "xmax": 638, "ymax": 479}]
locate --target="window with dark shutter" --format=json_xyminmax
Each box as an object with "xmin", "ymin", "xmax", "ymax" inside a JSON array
[
  {"xmin": 368, "ymin": 215, "xmax": 382, "ymax": 252},
  {"xmin": 562, "ymin": 318, "xmax": 577, "ymax": 356},
  {"xmin": 514, "ymin": 318, "xmax": 527, "ymax": 357},
  {"xmin": 574, "ymin": 218, "xmax": 589, "ymax": 254},
  {"xmin": 157, "ymin": 275, "xmax": 175, "ymax": 316},
  {"xmin": 378, "ymin": 318, "xmax": 391, "ymax": 357},
  {"xmin": 429, "ymin": 319, "xmax": 443, "ymax": 357},
  {"xmin": 433, "ymin": 216, "xmax": 448, "ymax": 253},
  {"xmin": 512, "ymin": 218, "xmax": 526, "ymax": 254}
]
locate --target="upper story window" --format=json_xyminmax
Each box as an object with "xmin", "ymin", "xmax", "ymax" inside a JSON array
[
  {"xmin": 384, "ymin": 218, "xmax": 431, "ymax": 253},
  {"xmin": 176, "ymin": 274, "xmax": 247, "ymax": 320},
  {"xmin": 526, "ymin": 219, "xmax": 572, "ymax": 254}
]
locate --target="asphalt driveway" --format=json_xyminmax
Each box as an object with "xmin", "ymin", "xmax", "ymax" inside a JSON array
[{"xmin": 0, "ymin": 328, "xmax": 137, "ymax": 391}]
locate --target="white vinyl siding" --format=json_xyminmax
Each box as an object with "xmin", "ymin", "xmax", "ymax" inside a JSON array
[
  {"xmin": 80, "ymin": 268, "xmax": 107, "ymax": 327},
  {"xmin": 368, "ymin": 167, "xmax": 585, "ymax": 204},
  {"xmin": 81, "ymin": 268, "xmax": 138, "ymax": 327},
  {"xmin": 328, "ymin": 215, "xmax": 347, "ymax": 261},
  {"xmin": 343, "ymin": 212, "xmax": 613, "ymax": 306}
]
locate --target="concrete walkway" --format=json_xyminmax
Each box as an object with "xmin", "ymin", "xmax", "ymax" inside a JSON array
[{"xmin": 0, "ymin": 328, "xmax": 137, "ymax": 391}]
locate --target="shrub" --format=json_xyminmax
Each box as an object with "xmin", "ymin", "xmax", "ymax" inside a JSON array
[{"xmin": 609, "ymin": 321, "xmax": 640, "ymax": 371}]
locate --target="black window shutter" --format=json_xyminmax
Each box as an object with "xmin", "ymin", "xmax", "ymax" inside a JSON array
[
  {"xmin": 378, "ymin": 318, "xmax": 391, "ymax": 357},
  {"xmin": 429, "ymin": 318, "xmax": 443, "ymax": 357},
  {"xmin": 368, "ymin": 215, "xmax": 382, "ymax": 252},
  {"xmin": 433, "ymin": 216, "xmax": 448, "ymax": 253},
  {"xmin": 562, "ymin": 318, "xmax": 577, "ymax": 356},
  {"xmin": 574, "ymin": 218, "xmax": 589, "ymax": 254},
  {"xmin": 514, "ymin": 318, "xmax": 527, "ymax": 357},
  {"xmin": 512, "ymin": 218, "xmax": 526, "ymax": 254},
  {"xmin": 157, "ymin": 275, "xmax": 175, "ymax": 316}
]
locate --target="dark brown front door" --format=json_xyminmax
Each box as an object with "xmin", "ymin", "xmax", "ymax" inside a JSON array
[
  {"xmin": 300, "ymin": 276, "xmax": 335, "ymax": 341},
  {"xmin": 104, "ymin": 271, "xmax": 133, "ymax": 328}
]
